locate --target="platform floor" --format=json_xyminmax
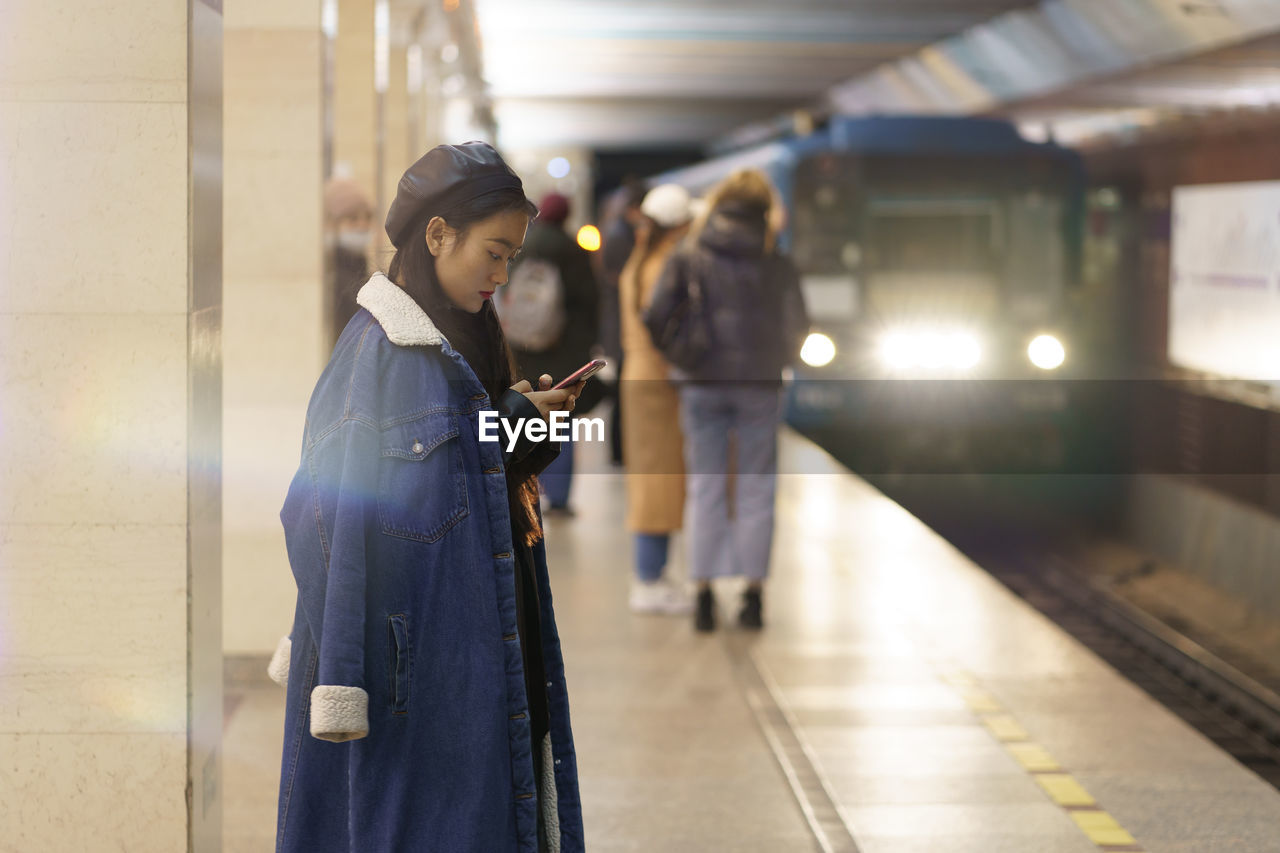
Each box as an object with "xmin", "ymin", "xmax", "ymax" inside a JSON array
[{"xmin": 223, "ymin": 429, "xmax": 1280, "ymax": 852}]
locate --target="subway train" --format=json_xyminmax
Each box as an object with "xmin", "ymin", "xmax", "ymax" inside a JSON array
[{"xmin": 650, "ymin": 116, "xmax": 1100, "ymax": 474}]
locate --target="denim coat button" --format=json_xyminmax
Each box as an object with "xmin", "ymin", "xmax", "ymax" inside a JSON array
[{"xmin": 411, "ymin": 441, "xmax": 424, "ymax": 453}]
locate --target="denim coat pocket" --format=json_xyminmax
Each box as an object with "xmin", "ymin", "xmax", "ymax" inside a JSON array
[
  {"xmin": 377, "ymin": 412, "xmax": 469, "ymax": 542},
  {"xmin": 387, "ymin": 613, "xmax": 411, "ymax": 714}
]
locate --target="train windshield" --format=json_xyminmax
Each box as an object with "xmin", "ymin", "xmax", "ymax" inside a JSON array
[
  {"xmin": 791, "ymin": 153, "xmax": 1071, "ymax": 306},
  {"xmin": 863, "ymin": 198, "xmax": 1000, "ymax": 274}
]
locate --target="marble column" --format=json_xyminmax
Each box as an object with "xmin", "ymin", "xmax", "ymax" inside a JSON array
[
  {"xmin": 334, "ymin": 0, "xmax": 377, "ymax": 199},
  {"xmin": 378, "ymin": 40, "xmax": 412, "ymax": 266},
  {"xmin": 0, "ymin": 1, "xmax": 223, "ymax": 850},
  {"xmin": 222, "ymin": 2, "xmax": 324, "ymax": 665}
]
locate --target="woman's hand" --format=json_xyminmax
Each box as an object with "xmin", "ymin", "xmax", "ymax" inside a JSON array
[{"xmin": 510, "ymin": 374, "xmax": 586, "ymax": 420}]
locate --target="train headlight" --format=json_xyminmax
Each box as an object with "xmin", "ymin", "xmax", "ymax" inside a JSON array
[
  {"xmin": 1027, "ymin": 335, "xmax": 1066, "ymax": 370},
  {"xmin": 951, "ymin": 334, "xmax": 981, "ymax": 369},
  {"xmin": 801, "ymin": 332, "xmax": 836, "ymax": 367},
  {"xmin": 879, "ymin": 333, "xmax": 915, "ymax": 370},
  {"xmin": 877, "ymin": 329, "xmax": 981, "ymax": 371}
]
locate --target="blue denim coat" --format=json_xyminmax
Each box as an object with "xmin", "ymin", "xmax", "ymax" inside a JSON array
[{"xmin": 274, "ymin": 273, "xmax": 584, "ymax": 853}]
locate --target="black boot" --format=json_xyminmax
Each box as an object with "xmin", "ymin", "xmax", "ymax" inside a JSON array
[
  {"xmin": 695, "ymin": 587, "xmax": 716, "ymax": 632},
  {"xmin": 738, "ymin": 587, "xmax": 763, "ymax": 630}
]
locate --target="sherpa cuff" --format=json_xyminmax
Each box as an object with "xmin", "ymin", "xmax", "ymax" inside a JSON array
[
  {"xmin": 310, "ymin": 685, "xmax": 370, "ymax": 742},
  {"xmin": 267, "ymin": 636, "xmax": 291, "ymax": 688}
]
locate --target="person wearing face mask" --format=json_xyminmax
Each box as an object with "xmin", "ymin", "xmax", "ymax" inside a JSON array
[
  {"xmin": 323, "ymin": 176, "xmax": 375, "ymax": 347},
  {"xmin": 273, "ymin": 143, "xmax": 587, "ymax": 853}
]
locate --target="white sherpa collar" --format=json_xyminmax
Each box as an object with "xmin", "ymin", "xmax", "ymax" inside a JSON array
[{"xmin": 356, "ymin": 272, "xmax": 446, "ymax": 347}]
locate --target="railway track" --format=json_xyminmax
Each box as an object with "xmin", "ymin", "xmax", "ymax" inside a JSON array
[
  {"xmin": 876, "ymin": 477, "xmax": 1280, "ymax": 792},
  {"xmin": 992, "ymin": 549, "xmax": 1280, "ymax": 790}
]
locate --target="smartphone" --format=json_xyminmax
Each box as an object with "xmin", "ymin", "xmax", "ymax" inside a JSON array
[{"xmin": 552, "ymin": 358, "xmax": 607, "ymax": 390}]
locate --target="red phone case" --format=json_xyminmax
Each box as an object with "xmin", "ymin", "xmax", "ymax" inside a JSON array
[{"xmin": 553, "ymin": 359, "xmax": 606, "ymax": 390}]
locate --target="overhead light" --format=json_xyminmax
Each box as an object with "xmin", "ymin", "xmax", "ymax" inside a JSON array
[
  {"xmin": 547, "ymin": 157, "xmax": 571, "ymax": 179},
  {"xmin": 321, "ymin": 0, "xmax": 338, "ymax": 39},
  {"xmin": 801, "ymin": 333, "xmax": 836, "ymax": 368},
  {"xmin": 1028, "ymin": 335, "xmax": 1066, "ymax": 370},
  {"xmin": 576, "ymin": 225, "xmax": 601, "ymax": 252},
  {"xmin": 374, "ymin": 0, "xmax": 389, "ymax": 94}
]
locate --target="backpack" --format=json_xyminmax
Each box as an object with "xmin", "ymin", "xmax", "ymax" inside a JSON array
[
  {"xmin": 495, "ymin": 258, "xmax": 567, "ymax": 352},
  {"xmin": 643, "ymin": 252, "xmax": 712, "ymax": 372}
]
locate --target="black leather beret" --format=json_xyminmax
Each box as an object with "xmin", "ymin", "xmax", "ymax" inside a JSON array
[{"xmin": 384, "ymin": 141, "xmax": 526, "ymax": 249}]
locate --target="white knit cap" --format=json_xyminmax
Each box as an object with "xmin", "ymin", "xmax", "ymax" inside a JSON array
[{"xmin": 640, "ymin": 183, "xmax": 693, "ymax": 228}]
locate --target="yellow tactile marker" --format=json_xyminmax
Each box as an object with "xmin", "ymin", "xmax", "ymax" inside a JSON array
[
  {"xmin": 1007, "ymin": 742, "xmax": 1062, "ymax": 773},
  {"xmin": 1036, "ymin": 773, "xmax": 1097, "ymax": 807},
  {"xmin": 941, "ymin": 670, "xmax": 978, "ymax": 687},
  {"xmin": 959, "ymin": 688, "xmax": 1002, "ymax": 713},
  {"xmin": 931, "ymin": 665, "xmax": 1145, "ymax": 852},
  {"xmin": 1072, "ymin": 811, "xmax": 1139, "ymax": 847},
  {"xmin": 981, "ymin": 714, "xmax": 1029, "ymax": 741}
]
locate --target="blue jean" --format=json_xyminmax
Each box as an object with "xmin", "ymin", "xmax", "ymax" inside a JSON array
[
  {"xmin": 678, "ymin": 384, "xmax": 782, "ymax": 582},
  {"xmin": 634, "ymin": 533, "xmax": 670, "ymax": 583},
  {"xmin": 540, "ymin": 434, "xmax": 575, "ymax": 508}
]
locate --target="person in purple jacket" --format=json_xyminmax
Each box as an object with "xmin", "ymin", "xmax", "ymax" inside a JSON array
[{"xmin": 645, "ymin": 168, "xmax": 809, "ymax": 633}]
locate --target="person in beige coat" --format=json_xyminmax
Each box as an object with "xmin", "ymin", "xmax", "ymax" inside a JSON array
[{"xmin": 619, "ymin": 184, "xmax": 696, "ymax": 614}]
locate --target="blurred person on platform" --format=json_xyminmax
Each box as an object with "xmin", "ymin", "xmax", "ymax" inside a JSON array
[
  {"xmin": 599, "ymin": 178, "xmax": 646, "ymax": 365},
  {"xmin": 273, "ymin": 142, "xmax": 586, "ymax": 853},
  {"xmin": 501, "ymin": 191, "xmax": 600, "ymax": 516},
  {"xmin": 619, "ymin": 184, "xmax": 697, "ymax": 614},
  {"xmin": 644, "ymin": 169, "xmax": 808, "ymax": 632},
  {"xmin": 598, "ymin": 179, "xmax": 647, "ymax": 464},
  {"xmin": 323, "ymin": 176, "xmax": 375, "ymax": 346}
]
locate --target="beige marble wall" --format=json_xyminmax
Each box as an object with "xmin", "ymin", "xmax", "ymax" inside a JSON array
[
  {"xmin": 223, "ymin": 2, "xmax": 325, "ymax": 656},
  {"xmin": 335, "ymin": 0, "xmax": 377, "ymax": 199},
  {"xmin": 0, "ymin": 1, "xmax": 222, "ymax": 850},
  {"xmin": 385, "ymin": 44, "xmax": 411, "ymax": 199}
]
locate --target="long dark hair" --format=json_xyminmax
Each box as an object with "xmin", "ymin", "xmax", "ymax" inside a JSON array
[{"xmin": 387, "ymin": 188, "xmax": 545, "ymax": 545}]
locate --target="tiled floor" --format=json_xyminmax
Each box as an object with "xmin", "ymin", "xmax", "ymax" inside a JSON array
[
  {"xmin": 223, "ymin": 683, "xmax": 287, "ymax": 853},
  {"xmin": 223, "ymin": 430, "xmax": 1280, "ymax": 852}
]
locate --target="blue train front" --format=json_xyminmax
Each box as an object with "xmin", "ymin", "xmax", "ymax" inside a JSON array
[{"xmin": 653, "ymin": 116, "xmax": 1091, "ymax": 474}]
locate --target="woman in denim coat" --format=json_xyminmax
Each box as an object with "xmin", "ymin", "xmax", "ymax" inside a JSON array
[{"xmin": 271, "ymin": 143, "xmax": 586, "ymax": 853}]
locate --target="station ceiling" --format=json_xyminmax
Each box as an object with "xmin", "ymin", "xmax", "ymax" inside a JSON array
[
  {"xmin": 470, "ymin": 0, "xmax": 1040, "ymax": 149},
  {"xmin": 1009, "ymin": 32, "xmax": 1280, "ymax": 146},
  {"xmin": 452, "ymin": 0, "xmax": 1280, "ymax": 152}
]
